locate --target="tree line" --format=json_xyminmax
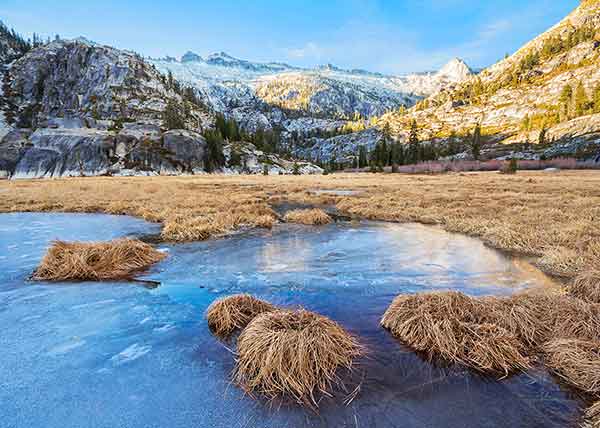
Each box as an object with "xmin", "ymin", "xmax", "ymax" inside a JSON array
[{"xmin": 318, "ymin": 121, "xmax": 484, "ymax": 172}]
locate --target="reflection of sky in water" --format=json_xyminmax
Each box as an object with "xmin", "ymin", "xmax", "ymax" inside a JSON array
[{"xmin": 0, "ymin": 213, "xmax": 581, "ymax": 428}]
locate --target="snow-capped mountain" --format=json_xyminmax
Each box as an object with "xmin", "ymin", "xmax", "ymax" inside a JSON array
[
  {"xmin": 149, "ymin": 52, "xmax": 474, "ymax": 134},
  {"xmin": 436, "ymin": 58, "xmax": 473, "ymax": 82}
]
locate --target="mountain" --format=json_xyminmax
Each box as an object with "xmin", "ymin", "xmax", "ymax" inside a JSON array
[
  {"xmin": 376, "ymin": 0, "xmax": 600, "ymax": 161},
  {"xmin": 149, "ymin": 53, "xmax": 473, "ymax": 136},
  {"xmin": 436, "ymin": 58, "xmax": 473, "ymax": 82},
  {"xmin": 0, "ymin": 37, "xmax": 318, "ymax": 178}
]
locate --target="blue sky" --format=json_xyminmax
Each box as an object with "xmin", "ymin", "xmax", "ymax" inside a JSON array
[{"xmin": 1, "ymin": 0, "xmax": 579, "ymax": 74}]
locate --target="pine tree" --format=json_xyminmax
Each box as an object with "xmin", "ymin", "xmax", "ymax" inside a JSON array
[
  {"xmin": 471, "ymin": 124, "xmax": 482, "ymax": 160},
  {"xmin": 447, "ymin": 130, "xmax": 460, "ymax": 156},
  {"xmin": 203, "ymin": 130, "xmax": 226, "ymax": 172},
  {"xmin": 408, "ymin": 120, "xmax": 420, "ymax": 164},
  {"xmin": 538, "ymin": 127, "xmax": 547, "ymax": 145},
  {"xmin": 162, "ymin": 100, "xmax": 185, "ymax": 130},
  {"xmin": 380, "ymin": 140, "xmax": 389, "ymax": 166},
  {"xmin": 358, "ymin": 145, "xmax": 368, "ymax": 168},
  {"xmin": 559, "ymin": 84, "xmax": 573, "ymax": 121},
  {"xmin": 594, "ymin": 84, "xmax": 600, "ymax": 114},
  {"xmin": 228, "ymin": 148, "xmax": 242, "ymax": 167},
  {"xmin": 167, "ymin": 71, "xmax": 174, "ymax": 89},
  {"xmin": 574, "ymin": 81, "xmax": 589, "ymax": 117}
]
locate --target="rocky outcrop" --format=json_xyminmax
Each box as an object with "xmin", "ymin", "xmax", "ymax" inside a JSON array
[
  {"xmin": 3, "ymin": 38, "xmax": 210, "ymax": 130},
  {"xmin": 295, "ymin": 128, "xmax": 383, "ymax": 163},
  {"xmin": 3, "ymin": 125, "xmax": 210, "ymax": 179},
  {"xmin": 224, "ymin": 141, "xmax": 323, "ymax": 175}
]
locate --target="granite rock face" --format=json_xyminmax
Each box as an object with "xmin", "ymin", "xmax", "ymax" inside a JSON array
[
  {"xmin": 4, "ymin": 126, "xmax": 210, "ymax": 179},
  {"xmin": 4, "ymin": 38, "xmax": 211, "ymax": 129}
]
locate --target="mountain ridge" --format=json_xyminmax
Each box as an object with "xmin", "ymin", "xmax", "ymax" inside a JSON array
[{"xmin": 371, "ymin": 0, "xmax": 600, "ymax": 162}]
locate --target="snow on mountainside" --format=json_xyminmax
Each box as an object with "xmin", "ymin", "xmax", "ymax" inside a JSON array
[
  {"xmin": 436, "ymin": 58, "xmax": 473, "ymax": 82},
  {"xmin": 150, "ymin": 53, "xmax": 473, "ymax": 135},
  {"xmin": 0, "ymin": 36, "xmax": 323, "ymax": 178}
]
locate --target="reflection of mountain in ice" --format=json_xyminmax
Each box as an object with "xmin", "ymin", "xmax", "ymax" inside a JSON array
[{"xmin": 0, "ymin": 213, "xmax": 578, "ymax": 428}]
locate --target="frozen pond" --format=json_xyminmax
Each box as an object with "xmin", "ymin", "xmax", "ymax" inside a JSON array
[{"xmin": 0, "ymin": 213, "xmax": 582, "ymax": 428}]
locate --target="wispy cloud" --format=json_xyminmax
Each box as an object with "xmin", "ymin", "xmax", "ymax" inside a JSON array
[{"xmin": 285, "ymin": 42, "xmax": 323, "ymax": 60}]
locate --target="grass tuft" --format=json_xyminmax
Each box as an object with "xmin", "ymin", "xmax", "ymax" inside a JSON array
[
  {"xmin": 583, "ymin": 401, "xmax": 600, "ymax": 428},
  {"xmin": 283, "ymin": 209, "xmax": 332, "ymax": 225},
  {"xmin": 206, "ymin": 294, "xmax": 277, "ymax": 339},
  {"xmin": 380, "ymin": 292, "xmax": 533, "ymax": 375},
  {"xmin": 571, "ymin": 269, "xmax": 600, "ymax": 304},
  {"xmin": 543, "ymin": 339, "xmax": 600, "ymax": 395},
  {"xmin": 32, "ymin": 238, "xmax": 166, "ymax": 281},
  {"xmin": 234, "ymin": 309, "xmax": 363, "ymax": 406}
]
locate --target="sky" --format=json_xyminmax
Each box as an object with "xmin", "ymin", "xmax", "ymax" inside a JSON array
[{"xmin": 0, "ymin": 0, "xmax": 579, "ymax": 74}]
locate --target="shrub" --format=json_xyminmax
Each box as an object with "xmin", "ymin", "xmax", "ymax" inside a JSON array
[
  {"xmin": 571, "ymin": 269, "xmax": 600, "ymax": 304},
  {"xmin": 254, "ymin": 214, "xmax": 276, "ymax": 229},
  {"xmin": 500, "ymin": 158, "xmax": 518, "ymax": 174}
]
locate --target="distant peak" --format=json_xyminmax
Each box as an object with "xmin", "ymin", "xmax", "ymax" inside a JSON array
[
  {"xmin": 181, "ymin": 51, "xmax": 203, "ymax": 63},
  {"xmin": 436, "ymin": 58, "xmax": 473, "ymax": 82},
  {"xmin": 207, "ymin": 51, "xmax": 236, "ymax": 61}
]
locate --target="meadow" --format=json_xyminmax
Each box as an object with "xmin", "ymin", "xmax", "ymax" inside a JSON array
[
  {"xmin": 2, "ymin": 171, "xmax": 599, "ymax": 283},
  {"xmin": 2, "ymin": 171, "xmax": 600, "ymax": 423}
]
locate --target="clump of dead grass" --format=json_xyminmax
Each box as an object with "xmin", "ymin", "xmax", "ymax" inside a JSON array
[
  {"xmin": 571, "ymin": 270, "xmax": 600, "ymax": 304},
  {"xmin": 254, "ymin": 214, "xmax": 277, "ymax": 229},
  {"xmin": 380, "ymin": 292, "xmax": 532, "ymax": 376},
  {"xmin": 32, "ymin": 238, "xmax": 166, "ymax": 281},
  {"xmin": 283, "ymin": 209, "xmax": 332, "ymax": 226},
  {"xmin": 543, "ymin": 339, "xmax": 600, "ymax": 395},
  {"xmin": 234, "ymin": 309, "xmax": 363, "ymax": 406},
  {"xmin": 583, "ymin": 402, "xmax": 600, "ymax": 428},
  {"xmin": 206, "ymin": 294, "xmax": 277, "ymax": 339},
  {"xmin": 548, "ymin": 297, "xmax": 600, "ymax": 343}
]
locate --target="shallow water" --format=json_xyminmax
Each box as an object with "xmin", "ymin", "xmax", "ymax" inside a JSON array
[{"xmin": 0, "ymin": 213, "xmax": 582, "ymax": 428}]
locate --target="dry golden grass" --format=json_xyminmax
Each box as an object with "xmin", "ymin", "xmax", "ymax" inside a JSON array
[
  {"xmin": 233, "ymin": 309, "xmax": 363, "ymax": 406},
  {"xmin": 381, "ymin": 290, "xmax": 600, "ymax": 377},
  {"xmin": 283, "ymin": 208, "xmax": 332, "ymax": 225},
  {"xmin": 380, "ymin": 292, "xmax": 532, "ymax": 375},
  {"xmin": 572, "ymin": 269, "xmax": 600, "ymax": 304},
  {"xmin": 543, "ymin": 339, "xmax": 600, "ymax": 395},
  {"xmin": 550, "ymin": 299, "xmax": 600, "ymax": 343},
  {"xmin": 32, "ymin": 238, "xmax": 166, "ymax": 281},
  {"xmin": 206, "ymin": 294, "xmax": 277, "ymax": 339},
  {"xmin": 2, "ymin": 172, "xmax": 599, "ymax": 283},
  {"xmin": 584, "ymin": 402, "xmax": 600, "ymax": 428}
]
